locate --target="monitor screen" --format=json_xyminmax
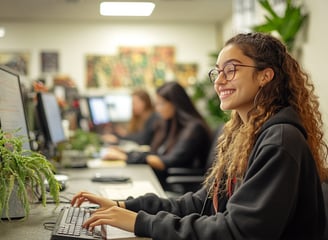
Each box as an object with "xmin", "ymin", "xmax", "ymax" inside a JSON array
[
  {"xmin": 0, "ymin": 66, "xmax": 31, "ymax": 151},
  {"xmin": 87, "ymin": 96, "xmax": 110, "ymax": 126},
  {"xmin": 36, "ymin": 92, "xmax": 67, "ymax": 146},
  {"xmin": 104, "ymin": 93, "xmax": 132, "ymax": 122},
  {"xmin": 78, "ymin": 97, "xmax": 90, "ymax": 119}
]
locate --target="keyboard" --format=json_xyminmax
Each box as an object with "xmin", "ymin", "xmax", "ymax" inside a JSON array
[
  {"xmin": 51, "ymin": 206, "xmax": 102, "ymax": 240},
  {"xmin": 51, "ymin": 206, "xmax": 136, "ymax": 240}
]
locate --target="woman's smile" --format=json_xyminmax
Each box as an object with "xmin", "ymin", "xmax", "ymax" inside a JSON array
[{"xmin": 219, "ymin": 88, "xmax": 235, "ymax": 100}]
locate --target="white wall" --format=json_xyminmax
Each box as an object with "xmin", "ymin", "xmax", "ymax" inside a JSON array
[
  {"xmin": 302, "ymin": 0, "xmax": 328, "ymax": 133},
  {"xmin": 0, "ymin": 22, "xmax": 219, "ymax": 93}
]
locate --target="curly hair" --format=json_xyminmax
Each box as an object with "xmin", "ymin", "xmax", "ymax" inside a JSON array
[{"xmin": 204, "ymin": 32, "xmax": 328, "ymax": 195}]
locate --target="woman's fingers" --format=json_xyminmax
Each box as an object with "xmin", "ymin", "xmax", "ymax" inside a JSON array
[
  {"xmin": 82, "ymin": 206, "xmax": 136, "ymax": 233},
  {"xmin": 71, "ymin": 192, "xmax": 108, "ymax": 207},
  {"xmin": 83, "ymin": 212, "xmax": 113, "ymax": 228},
  {"xmin": 71, "ymin": 192, "xmax": 89, "ymax": 206}
]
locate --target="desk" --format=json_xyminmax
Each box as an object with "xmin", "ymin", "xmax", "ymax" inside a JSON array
[{"xmin": 0, "ymin": 165, "xmax": 166, "ymax": 240}]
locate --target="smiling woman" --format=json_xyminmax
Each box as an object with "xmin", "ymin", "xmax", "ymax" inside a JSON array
[{"xmin": 71, "ymin": 33, "xmax": 328, "ymax": 240}]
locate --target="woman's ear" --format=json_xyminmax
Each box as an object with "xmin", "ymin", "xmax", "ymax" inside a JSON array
[{"xmin": 259, "ymin": 67, "xmax": 274, "ymax": 87}]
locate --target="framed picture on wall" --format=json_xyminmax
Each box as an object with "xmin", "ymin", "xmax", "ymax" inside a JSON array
[
  {"xmin": 151, "ymin": 46, "xmax": 175, "ymax": 87},
  {"xmin": 85, "ymin": 46, "xmax": 177, "ymax": 89},
  {"xmin": 0, "ymin": 51, "xmax": 30, "ymax": 76},
  {"xmin": 85, "ymin": 54, "xmax": 125, "ymax": 88},
  {"xmin": 174, "ymin": 63, "xmax": 198, "ymax": 87},
  {"xmin": 41, "ymin": 51, "xmax": 59, "ymax": 73}
]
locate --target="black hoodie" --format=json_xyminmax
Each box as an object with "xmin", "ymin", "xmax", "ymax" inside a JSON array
[{"xmin": 125, "ymin": 106, "xmax": 325, "ymax": 240}]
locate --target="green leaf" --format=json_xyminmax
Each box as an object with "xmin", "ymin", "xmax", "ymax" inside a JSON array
[
  {"xmin": 252, "ymin": 0, "xmax": 307, "ymax": 51},
  {"xmin": 0, "ymin": 128, "xmax": 60, "ymax": 219}
]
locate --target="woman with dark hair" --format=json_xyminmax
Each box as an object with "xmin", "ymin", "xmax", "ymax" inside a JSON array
[
  {"xmin": 103, "ymin": 81, "xmax": 212, "ymax": 188},
  {"xmin": 73, "ymin": 32, "xmax": 328, "ymax": 240}
]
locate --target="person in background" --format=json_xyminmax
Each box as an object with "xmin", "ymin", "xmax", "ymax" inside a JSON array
[
  {"xmin": 72, "ymin": 32, "xmax": 328, "ymax": 240},
  {"xmin": 103, "ymin": 81, "xmax": 212, "ymax": 189},
  {"xmin": 102, "ymin": 89, "xmax": 160, "ymax": 146}
]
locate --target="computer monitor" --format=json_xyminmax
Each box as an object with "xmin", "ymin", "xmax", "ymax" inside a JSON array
[
  {"xmin": 36, "ymin": 92, "xmax": 67, "ymax": 154},
  {"xmin": 104, "ymin": 93, "xmax": 132, "ymax": 122},
  {"xmin": 78, "ymin": 97, "xmax": 90, "ymax": 120},
  {"xmin": 0, "ymin": 66, "xmax": 31, "ymax": 151},
  {"xmin": 87, "ymin": 96, "xmax": 111, "ymax": 126}
]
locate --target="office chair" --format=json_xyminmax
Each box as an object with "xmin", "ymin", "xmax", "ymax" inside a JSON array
[{"xmin": 165, "ymin": 124, "xmax": 223, "ymax": 195}]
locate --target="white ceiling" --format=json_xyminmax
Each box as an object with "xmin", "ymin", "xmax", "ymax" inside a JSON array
[{"xmin": 0, "ymin": 0, "xmax": 233, "ymax": 23}]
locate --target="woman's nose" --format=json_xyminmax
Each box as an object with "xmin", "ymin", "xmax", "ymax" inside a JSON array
[{"xmin": 215, "ymin": 73, "xmax": 227, "ymax": 85}]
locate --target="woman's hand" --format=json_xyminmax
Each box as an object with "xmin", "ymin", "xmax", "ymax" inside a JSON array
[
  {"xmin": 102, "ymin": 147, "xmax": 128, "ymax": 161},
  {"xmin": 71, "ymin": 191, "xmax": 116, "ymax": 210},
  {"xmin": 101, "ymin": 133, "xmax": 118, "ymax": 144},
  {"xmin": 83, "ymin": 206, "xmax": 137, "ymax": 233},
  {"xmin": 146, "ymin": 154, "xmax": 165, "ymax": 170}
]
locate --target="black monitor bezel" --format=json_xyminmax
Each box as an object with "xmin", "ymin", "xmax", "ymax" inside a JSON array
[
  {"xmin": 36, "ymin": 92, "xmax": 67, "ymax": 146},
  {"xmin": 0, "ymin": 65, "xmax": 32, "ymax": 151}
]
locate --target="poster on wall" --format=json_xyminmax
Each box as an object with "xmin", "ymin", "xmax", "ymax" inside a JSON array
[
  {"xmin": 151, "ymin": 46, "xmax": 176, "ymax": 87},
  {"xmin": 118, "ymin": 47, "xmax": 152, "ymax": 87},
  {"xmin": 0, "ymin": 51, "xmax": 30, "ymax": 75},
  {"xmin": 85, "ymin": 46, "xmax": 177, "ymax": 89},
  {"xmin": 174, "ymin": 63, "xmax": 198, "ymax": 87},
  {"xmin": 41, "ymin": 51, "xmax": 59, "ymax": 73},
  {"xmin": 86, "ymin": 54, "xmax": 129, "ymax": 88}
]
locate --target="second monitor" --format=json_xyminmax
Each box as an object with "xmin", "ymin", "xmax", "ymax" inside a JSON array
[
  {"xmin": 36, "ymin": 92, "xmax": 68, "ymax": 158},
  {"xmin": 104, "ymin": 93, "xmax": 132, "ymax": 123},
  {"xmin": 86, "ymin": 93, "xmax": 132, "ymax": 130}
]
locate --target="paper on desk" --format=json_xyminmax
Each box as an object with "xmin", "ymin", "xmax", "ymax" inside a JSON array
[
  {"xmin": 87, "ymin": 158, "xmax": 126, "ymax": 168},
  {"xmin": 98, "ymin": 181, "xmax": 159, "ymax": 200},
  {"xmin": 104, "ymin": 225, "xmax": 136, "ymax": 239}
]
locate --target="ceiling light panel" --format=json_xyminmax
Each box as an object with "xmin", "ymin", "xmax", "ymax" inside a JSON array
[{"xmin": 100, "ymin": 2, "xmax": 155, "ymax": 16}]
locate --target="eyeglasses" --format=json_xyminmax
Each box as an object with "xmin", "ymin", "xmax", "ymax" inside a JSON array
[{"xmin": 208, "ymin": 63, "xmax": 259, "ymax": 83}]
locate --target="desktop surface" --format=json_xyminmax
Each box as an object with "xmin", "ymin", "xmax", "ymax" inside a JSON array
[{"xmin": 0, "ymin": 165, "xmax": 165, "ymax": 240}]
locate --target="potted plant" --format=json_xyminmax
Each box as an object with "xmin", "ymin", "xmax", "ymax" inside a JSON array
[
  {"xmin": 0, "ymin": 129, "xmax": 61, "ymax": 220},
  {"xmin": 57, "ymin": 129, "xmax": 102, "ymax": 168}
]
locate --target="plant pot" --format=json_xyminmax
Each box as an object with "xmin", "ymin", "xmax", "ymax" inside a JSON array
[
  {"xmin": 60, "ymin": 149, "xmax": 89, "ymax": 168},
  {"xmin": 1, "ymin": 185, "xmax": 25, "ymax": 220}
]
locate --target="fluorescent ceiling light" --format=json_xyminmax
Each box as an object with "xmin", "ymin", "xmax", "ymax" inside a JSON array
[
  {"xmin": 0, "ymin": 27, "xmax": 5, "ymax": 38},
  {"xmin": 100, "ymin": 2, "xmax": 155, "ymax": 16}
]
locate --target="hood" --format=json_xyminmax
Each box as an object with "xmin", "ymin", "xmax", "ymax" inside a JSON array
[{"xmin": 258, "ymin": 106, "xmax": 307, "ymax": 139}]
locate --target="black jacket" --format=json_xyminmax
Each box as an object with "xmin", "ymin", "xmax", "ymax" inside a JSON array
[
  {"xmin": 119, "ymin": 112, "xmax": 161, "ymax": 146},
  {"xmin": 125, "ymin": 107, "xmax": 325, "ymax": 240}
]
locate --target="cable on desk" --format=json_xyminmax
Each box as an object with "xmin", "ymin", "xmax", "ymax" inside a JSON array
[
  {"xmin": 43, "ymin": 221, "xmax": 56, "ymax": 231},
  {"xmin": 34, "ymin": 194, "xmax": 71, "ymax": 204}
]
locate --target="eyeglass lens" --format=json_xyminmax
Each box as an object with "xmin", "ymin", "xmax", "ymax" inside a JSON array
[{"xmin": 209, "ymin": 63, "xmax": 236, "ymax": 82}]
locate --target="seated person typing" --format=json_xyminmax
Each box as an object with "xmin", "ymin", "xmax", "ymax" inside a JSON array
[
  {"xmin": 102, "ymin": 82, "xmax": 212, "ymax": 190},
  {"xmin": 71, "ymin": 32, "xmax": 327, "ymax": 240},
  {"xmin": 102, "ymin": 89, "xmax": 160, "ymax": 146}
]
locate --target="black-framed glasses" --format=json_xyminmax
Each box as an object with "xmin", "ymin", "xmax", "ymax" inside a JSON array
[{"xmin": 208, "ymin": 63, "xmax": 259, "ymax": 83}]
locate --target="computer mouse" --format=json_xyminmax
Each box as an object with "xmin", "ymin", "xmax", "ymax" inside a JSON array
[{"xmin": 44, "ymin": 174, "xmax": 68, "ymax": 191}]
